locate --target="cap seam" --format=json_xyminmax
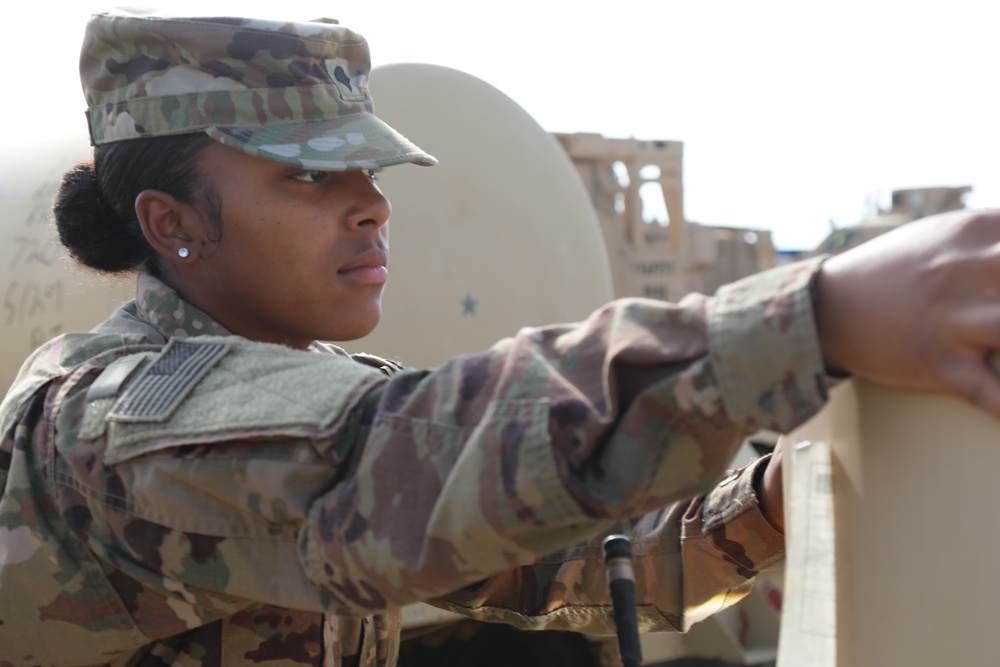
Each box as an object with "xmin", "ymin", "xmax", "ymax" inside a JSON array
[
  {"xmin": 85, "ymin": 83, "xmax": 361, "ymax": 110},
  {"xmin": 215, "ymin": 111, "xmax": 376, "ymax": 128},
  {"xmin": 86, "ymin": 105, "xmax": 375, "ymax": 128},
  {"xmin": 86, "ymin": 85, "xmax": 370, "ymax": 142},
  {"xmin": 86, "ymin": 113, "xmax": 387, "ymax": 144}
]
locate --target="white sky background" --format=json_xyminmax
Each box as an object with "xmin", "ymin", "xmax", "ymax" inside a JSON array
[{"xmin": 3, "ymin": 1, "xmax": 997, "ymax": 250}]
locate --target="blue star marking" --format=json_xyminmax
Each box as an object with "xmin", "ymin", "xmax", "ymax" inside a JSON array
[{"xmin": 461, "ymin": 293, "xmax": 478, "ymax": 316}]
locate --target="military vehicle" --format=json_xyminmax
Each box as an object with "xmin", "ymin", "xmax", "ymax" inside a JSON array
[
  {"xmin": 811, "ymin": 184, "xmax": 971, "ymax": 257},
  {"xmin": 2, "ymin": 63, "xmax": 785, "ymax": 666}
]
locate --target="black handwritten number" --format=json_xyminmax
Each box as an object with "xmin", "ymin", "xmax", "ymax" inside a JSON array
[
  {"xmin": 8, "ymin": 237, "xmax": 60, "ymax": 270},
  {"xmin": 35, "ymin": 240, "xmax": 61, "ymax": 267},
  {"xmin": 21, "ymin": 283, "xmax": 37, "ymax": 320},
  {"xmin": 21, "ymin": 283, "xmax": 45, "ymax": 319},
  {"xmin": 2, "ymin": 280, "xmax": 64, "ymax": 326}
]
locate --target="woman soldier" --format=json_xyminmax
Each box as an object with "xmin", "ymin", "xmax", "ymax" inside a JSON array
[{"xmin": 4, "ymin": 8, "xmax": 1000, "ymax": 666}]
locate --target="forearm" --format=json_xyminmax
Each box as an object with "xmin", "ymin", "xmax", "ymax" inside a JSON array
[{"xmin": 304, "ymin": 260, "xmax": 825, "ymax": 614}]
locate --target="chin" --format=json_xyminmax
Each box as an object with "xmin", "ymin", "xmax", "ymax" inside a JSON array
[{"xmin": 325, "ymin": 306, "xmax": 381, "ymax": 342}]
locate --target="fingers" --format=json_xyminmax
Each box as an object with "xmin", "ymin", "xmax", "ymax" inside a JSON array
[
  {"xmin": 948, "ymin": 304, "xmax": 1000, "ymax": 349},
  {"xmin": 936, "ymin": 354, "xmax": 1000, "ymax": 420},
  {"xmin": 923, "ymin": 305, "xmax": 1000, "ymax": 419}
]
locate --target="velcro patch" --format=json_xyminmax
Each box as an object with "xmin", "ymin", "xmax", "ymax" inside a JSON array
[
  {"xmin": 108, "ymin": 339, "xmax": 231, "ymax": 423},
  {"xmin": 86, "ymin": 354, "xmax": 148, "ymax": 402}
]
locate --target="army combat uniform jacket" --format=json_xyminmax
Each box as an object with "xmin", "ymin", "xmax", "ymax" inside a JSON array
[{"xmin": 0, "ymin": 258, "xmax": 828, "ymax": 666}]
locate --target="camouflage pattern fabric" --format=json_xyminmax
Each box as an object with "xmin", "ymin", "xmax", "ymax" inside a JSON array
[
  {"xmin": 81, "ymin": 9, "xmax": 437, "ymax": 170},
  {"xmin": 0, "ymin": 258, "xmax": 827, "ymax": 666}
]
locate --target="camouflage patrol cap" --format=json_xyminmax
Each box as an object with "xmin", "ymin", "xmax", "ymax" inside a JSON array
[{"xmin": 80, "ymin": 8, "xmax": 437, "ymax": 170}]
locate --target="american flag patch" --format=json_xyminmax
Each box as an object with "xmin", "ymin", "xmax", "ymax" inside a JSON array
[{"xmin": 109, "ymin": 339, "xmax": 231, "ymax": 423}]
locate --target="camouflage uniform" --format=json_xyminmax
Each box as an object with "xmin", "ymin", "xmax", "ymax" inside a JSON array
[
  {"xmin": 0, "ymin": 10, "xmax": 831, "ymax": 666},
  {"xmin": 0, "ymin": 256, "xmax": 826, "ymax": 666}
]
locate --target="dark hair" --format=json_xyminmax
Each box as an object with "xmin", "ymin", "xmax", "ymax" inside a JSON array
[{"xmin": 53, "ymin": 133, "xmax": 219, "ymax": 277}]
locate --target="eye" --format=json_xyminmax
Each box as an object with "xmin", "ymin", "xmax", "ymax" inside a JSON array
[
  {"xmin": 291, "ymin": 169, "xmax": 326, "ymax": 183},
  {"xmin": 367, "ymin": 168, "xmax": 383, "ymax": 182}
]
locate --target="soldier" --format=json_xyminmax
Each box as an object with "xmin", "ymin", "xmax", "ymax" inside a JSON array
[{"xmin": 3, "ymin": 8, "xmax": 1000, "ymax": 666}]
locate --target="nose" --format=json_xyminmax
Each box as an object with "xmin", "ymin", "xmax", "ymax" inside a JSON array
[{"xmin": 345, "ymin": 171, "xmax": 392, "ymax": 231}]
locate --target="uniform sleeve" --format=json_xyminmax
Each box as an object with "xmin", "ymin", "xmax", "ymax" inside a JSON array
[
  {"xmin": 302, "ymin": 257, "xmax": 828, "ymax": 615},
  {"xmin": 422, "ymin": 256, "xmax": 827, "ymax": 633},
  {"xmin": 52, "ymin": 258, "xmax": 827, "ymax": 626},
  {"xmin": 428, "ymin": 455, "xmax": 783, "ymax": 634}
]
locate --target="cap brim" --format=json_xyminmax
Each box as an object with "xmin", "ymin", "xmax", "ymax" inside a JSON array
[{"xmin": 206, "ymin": 112, "xmax": 437, "ymax": 170}]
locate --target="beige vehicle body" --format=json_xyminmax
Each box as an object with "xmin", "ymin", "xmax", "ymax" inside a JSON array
[
  {"xmin": 811, "ymin": 184, "xmax": 971, "ymax": 257},
  {"xmin": 779, "ymin": 377, "xmax": 1000, "ymax": 667},
  {"xmin": 2, "ymin": 64, "xmax": 786, "ymax": 665}
]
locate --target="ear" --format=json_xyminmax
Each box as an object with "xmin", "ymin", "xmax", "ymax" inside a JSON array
[{"xmin": 134, "ymin": 190, "xmax": 205, "ymax": 264}]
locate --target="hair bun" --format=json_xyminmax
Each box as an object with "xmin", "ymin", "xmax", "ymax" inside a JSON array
[{"xmin": 54, "ymin": 159, "xmax": 149, "ymax": 273}]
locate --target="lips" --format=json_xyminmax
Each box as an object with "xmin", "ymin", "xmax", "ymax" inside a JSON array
[{"xmin": 339, "ymin": 248, "xmax": 389, "ymax": 285}]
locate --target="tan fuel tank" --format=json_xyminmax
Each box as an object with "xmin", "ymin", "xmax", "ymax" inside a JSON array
[
  {"xmin": 779, "ymin": 380, "xmax": 1000, "ymax": 666},
  {"xmin": 356, "ymin": 63, "xmax": 614, "ymax": 366},
  {"xmin": 0, "ymin": 64, "xmax": 613, "ymax": 390},
  {"xmin": 1, "ymin": 130, "xmax": 134, "ymax": 390}
]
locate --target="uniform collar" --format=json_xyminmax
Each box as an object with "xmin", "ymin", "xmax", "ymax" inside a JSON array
[{"xmin": 135, "ymin": 267, "xmax": 231, "ymax": 340}]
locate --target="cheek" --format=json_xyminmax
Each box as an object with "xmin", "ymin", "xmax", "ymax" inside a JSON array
[{"xmin": 231, "ymin": 209, "xmax": 299, "ymax": 259}]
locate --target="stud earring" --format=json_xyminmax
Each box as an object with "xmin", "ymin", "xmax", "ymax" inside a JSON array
[{"xmin": 178, "ymin": 248, "xmax": 190, "ymax": 258}]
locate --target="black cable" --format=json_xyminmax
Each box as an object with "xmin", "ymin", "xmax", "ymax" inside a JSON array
[{"xmin": 602, "ymin": 534, "xmax": 643, "ymax": 667}]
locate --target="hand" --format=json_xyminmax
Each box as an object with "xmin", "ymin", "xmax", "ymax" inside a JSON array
[
  {"xmin": 756, "ymin": 442, "xmax": 784, "ymax": 533},
  {"xmin": 816, "ymin": 208, "xmax": 1000, "ymax": 418}
]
